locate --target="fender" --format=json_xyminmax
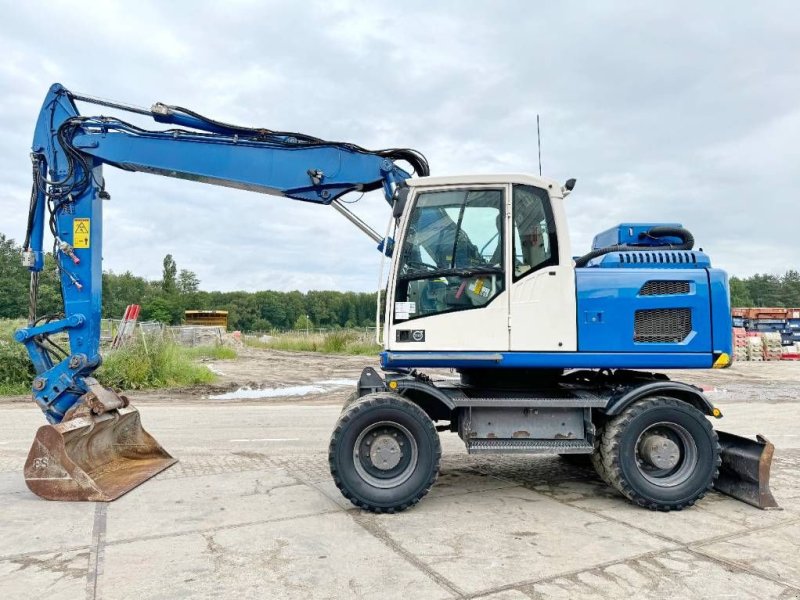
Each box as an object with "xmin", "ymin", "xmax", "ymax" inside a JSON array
[
  {"xmin": 391, "ymin": 379, "xmax": 456, "ymax": 411},
  {"xmin": 358, "ymin": 367, "xmax": 457, "ymax": 410},
  {"xmin": 604, "ymin": 380, "xmax": 716, "ymax": 417}
]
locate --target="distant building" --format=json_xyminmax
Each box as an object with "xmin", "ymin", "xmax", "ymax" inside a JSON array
[{"xmin": 184, "ymin": 310, "xmax": 228, "ymax": 329}]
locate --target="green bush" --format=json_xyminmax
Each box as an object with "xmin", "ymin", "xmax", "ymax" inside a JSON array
[
  {"xmin": 97, "ymin": 338, "xmax": 216, "ymax": 390},
  {"xmin": 0, "ymin": 320, "xmax": 33, "ymax": 395},
  {"xmin": 0, "ymin": 319, "xmax": 223, "ymax": 396},
  {"xmin": 245, "ymin": 330, "xmax": 379, "ymax": 356},
  {"xmin": 322, "ymin": 330, "xmax": 355, "ymax": 353},
  {"xmin": 182, "ymin": 344, "xmax": 238, "ymax": 360},
  {"xmin": 0, "ymin": 340, "xmax": 34, "ymax": 395}
]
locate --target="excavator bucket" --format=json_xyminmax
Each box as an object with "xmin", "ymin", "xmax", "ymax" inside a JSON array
[
  {"xmin": 714, "ymin": 431, "xmax": 779, "ymax": 510},
  {"xmin": 24, "ymin": 406, "xmax": 176, "ymax": 501}
]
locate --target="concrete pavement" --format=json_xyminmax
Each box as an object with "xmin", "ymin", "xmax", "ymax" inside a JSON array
[{"xmin": 0, "ymin": 396, "xmax": 798, "ymax": 599}]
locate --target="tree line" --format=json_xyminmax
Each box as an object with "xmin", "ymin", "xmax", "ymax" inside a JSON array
[
  {"xmin": 1, "ymin": 233, "xmax": 798, "ymax": 330},
  {"xmin": 729, "ymin": 272, "xmax": 800, "ymax": 309},
  {"xmin": 0, "ymin": 234, "xmax": 376, "ymax": 331}
]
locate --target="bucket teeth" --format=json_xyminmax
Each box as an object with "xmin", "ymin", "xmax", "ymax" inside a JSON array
[
  {"xmin": 714, "ymin": 431, "xmax": 779, "ymax": 510},
  {"xmin": 24, "ymin": 406, "xmax": 176, "ymax": 502}
]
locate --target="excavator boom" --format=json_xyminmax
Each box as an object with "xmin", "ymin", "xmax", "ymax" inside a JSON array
[{"xmin": 18, "ymin": 83, "xmax": 426, "ymax": 500}]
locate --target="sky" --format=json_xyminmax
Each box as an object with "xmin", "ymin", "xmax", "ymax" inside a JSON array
[{"xmin": 0, "ymin": 1, "xmax": 797, "ymax": 293}]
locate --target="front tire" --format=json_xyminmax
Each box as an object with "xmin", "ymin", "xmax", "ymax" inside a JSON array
[
  {"xmin": 329, "ymin": 393, "xmax": 441, "ymax": 513},
  {"xmin": 600, "ymin": 397, "xmax": 720, "ymax": 511}
]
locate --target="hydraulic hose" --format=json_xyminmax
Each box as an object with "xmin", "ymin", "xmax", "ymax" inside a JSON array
[{"xmin": 574, "ymin": 226, "xmax": 694, "ymax": 268}]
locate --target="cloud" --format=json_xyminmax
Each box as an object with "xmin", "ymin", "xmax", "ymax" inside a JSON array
[{"xmin": 0, "ymin": 0, "xmax": 797, "ymax": 293}]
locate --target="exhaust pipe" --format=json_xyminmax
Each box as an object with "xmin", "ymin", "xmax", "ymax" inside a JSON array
[{"xmin": 714, "ymin": 431, "xmax": 779, "ymax": 510}]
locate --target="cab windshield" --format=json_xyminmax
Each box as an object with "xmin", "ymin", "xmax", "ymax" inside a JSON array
[{"xmin": 394, "ymin": 188, "xmax": 504, "ymax": 321}]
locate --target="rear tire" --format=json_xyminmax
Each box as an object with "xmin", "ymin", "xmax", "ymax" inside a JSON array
[
  {"xmin": 591, "ymin": 426, "xmax": 614, "ymax": 486},
  {"xmin": 329, "ymin": 393, "xmax": 441, "ymax": 513},
  {"xmin": 600, "ymin": 397, "xmax": 720, "ymax": 511},
  {"xmin": 340, "ymin": 391, "xmax": 360, "ymax": 413}
]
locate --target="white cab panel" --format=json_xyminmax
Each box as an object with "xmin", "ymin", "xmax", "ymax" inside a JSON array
[
  {"xmin": 509, "ymin": 265, "xmax": 577, "ymax": 351},
  {"xmin": 388, "ymin": 291, "xmax": 509, "ymax": 351}
]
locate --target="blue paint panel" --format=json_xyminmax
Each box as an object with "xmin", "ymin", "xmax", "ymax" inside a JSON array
[
  {"xmin": 592, "ymin": 223, "xmax": 683, "ymax": 249},
  {"xmin": 575, "ymin": 268, "xmax": 712, "ymax": 353},
  {"xmin": 21, "ymin": 83, "xmax": 414, "ymax": 423},
  {"xmin": 708, "ymin": 268, "xmax": 732, "ymax": 356},
  {"xmin": 381, "ymin": 351, "xmax": 713, "ymax": 370},
  {"xmin": 587, "ymin": 250, "xmax": 711, "ymax": 269}
]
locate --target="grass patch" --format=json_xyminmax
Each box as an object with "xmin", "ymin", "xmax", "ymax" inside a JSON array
[
  {"xmin": 0, "ymin": 320, "xmax": 34, "ymax": 395},
  {"xmin": 245, "ymin": 330, "xmax": 380, "ymax": 356},
  {"xmin": 182, "ymin": 344, "xmax": 238, "ymax": 360},
  {"xmin": 97, "ymin": 338, "xmax": 216, "ymax": 390},
  {"xmin": 0, "ymin": 319, "xmax": 223, "ymax": 395},
  {"xmin": 0, "ymin": 319, "xmax": 25, "ymax": 340}
]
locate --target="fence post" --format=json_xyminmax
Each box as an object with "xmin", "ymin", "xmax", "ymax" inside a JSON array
[{"xmin": 140, "ymin": 323, "xmax": 149, "ymax": 356}]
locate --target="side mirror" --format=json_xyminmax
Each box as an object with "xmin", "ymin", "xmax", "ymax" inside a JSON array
[
  {"xmin": 561, "ymin": 178, "xmax": 577, "ymax": 197},
  {"xmin": 393, "ymin": 187, "xmax": 410, "ymax": 219}
]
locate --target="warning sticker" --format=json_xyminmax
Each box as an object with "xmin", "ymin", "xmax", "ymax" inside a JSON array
[
  {"xmin": 73, "ymin": 218, "xmax": 90, "ymax": 249},
  {"xmin": 468, "ymin": 278, "xmax": 490, "ymax": 298},
  {"xmin": 395, "ymin": 302, "xmax": 416, "ymax": 314}
]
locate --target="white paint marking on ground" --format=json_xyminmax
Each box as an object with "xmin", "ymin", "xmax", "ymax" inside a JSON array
[
  {"xmin": 229, "ymin": 438, "xmax": 301, "ymax": 443},
  {"xmin": 209, "ymin": 385, "xmax": 327, "ymax": 400},
  {"xmin": 317, "ymin": 379, "xmax": 357, "ymax": 386},
  {"xmin": 209, "ymin": 380, "xmax": 354, "ymax": 400}
]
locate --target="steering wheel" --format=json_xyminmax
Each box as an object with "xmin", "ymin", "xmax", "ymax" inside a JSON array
[{"xmin": 402, "ymin": 260, "xmax": 437, "ymax": 275}]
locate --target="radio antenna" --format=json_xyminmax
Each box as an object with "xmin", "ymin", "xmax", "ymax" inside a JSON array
[{"xmin": 537, "ymin": 114, "xmax": 542, "ymax": 176}]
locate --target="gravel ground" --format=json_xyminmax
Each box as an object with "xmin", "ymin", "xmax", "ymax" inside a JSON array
[{"xmin": 0, "ymin": 351, "xmax": 797, "ymax": 599}]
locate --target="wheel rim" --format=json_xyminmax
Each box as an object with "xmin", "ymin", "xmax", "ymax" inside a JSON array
[
  {"xmin": 634, "ymin": 421, "xmax": 698, "ymax": 487},
  {"xmin": 353, "ymin": 421, "xmax": 418, "ymax": 489}
]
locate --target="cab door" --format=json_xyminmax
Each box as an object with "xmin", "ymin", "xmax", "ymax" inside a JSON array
[
  {"xmin": 387, "ymin": 185, "xmax": 510, "ymax": 352},
  {"xmin": 509, "ymin": 184, "xmax": 577, "ymax": 351}
]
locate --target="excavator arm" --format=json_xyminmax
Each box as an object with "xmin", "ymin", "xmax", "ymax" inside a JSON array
[
  {"xmin": 16, "ymin": 84, "xmax": 428, "ymax": 501},
  {"xmin": 19, "ymin": 83, "xmax": 426, "ymax": 423}
]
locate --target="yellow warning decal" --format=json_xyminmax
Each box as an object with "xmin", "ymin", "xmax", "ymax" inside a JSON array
[{"xmin": 73, "ymin": 218, "xmax": 90, "ymax": 249}]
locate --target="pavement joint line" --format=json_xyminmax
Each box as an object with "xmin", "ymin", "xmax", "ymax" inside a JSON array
[
  {"xmin": 468, "ymin": 587, "xmax": 534, "ymax": 600},
  {"xmin": 479, "ymin": 480, "xmax": 800, "ymax": 596},
  {"xmin": 491, "ymin": 474, "xmax": 686, "ymax": 545},
  {"xmin": 461, "ymin": 545, "xmax": 683, "ymax": 599},
  {"xmin": 513, "ymin": 469, "xmax": 800, "ymax": 554},
  {"xmin": 686, "ymin": 547, "xmax": 800, "ymax": 593},
  {"xmin": 461, "ymin": 502, "xmax": 800, "ymax": 598},
  {"xmin": 0, "ymin": 544, "xmax": 93, "ymax": 563},
  {"xmin": 554, "ymin": 493, "xmax": 783, "ymax": 549},
  {"xmin": 298, "ymin": 478, "xmax": 353, "ymax": 512},
  {"xmin": 687, "ymin": 514, "xmax": 800, "ymax": 549},
  {"xmin": 85, "ymin": 502, "xmax": 108, "ymax": 600},
  {"xmin": 101, "ymin": 506, "xmax": 342, "ymax": 548},
  {"xmin": 350, "ymin": 511, "xmax": 468, "ymax": 599}
]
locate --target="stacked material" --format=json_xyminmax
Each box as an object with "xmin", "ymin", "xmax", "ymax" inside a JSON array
[
  {"xmin": 761, "ymin": 332, "xmax": 783, "ymax": 361},
  {"xmin": 746, "ymin": 335, "xmax": 764, "ymax": 361},
  {"xmin": 732, "ymin": 327, "xmax": 748, "ymax": 362},
  {"xmin": 782, "ymin": 342, "xmax": 800, "ymax": 360}
]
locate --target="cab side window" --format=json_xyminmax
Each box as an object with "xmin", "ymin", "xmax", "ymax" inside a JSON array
[{"xmin": 512, "ymin": 184, "xmax": 558, "ymax": 279}]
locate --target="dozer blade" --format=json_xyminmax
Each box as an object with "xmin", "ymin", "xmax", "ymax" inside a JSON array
[
  {"xmin": 714, "ymin": 431, "xmax": 779, "ymax": 510},
  {"xmin": 24, "ymin": 406, "xmax": 177, "ymax": 501}
]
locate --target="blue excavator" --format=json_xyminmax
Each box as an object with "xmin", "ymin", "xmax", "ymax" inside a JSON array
[{"xmin": 16, "ymin": 84, "xmax": 776, "ymax": 510}]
